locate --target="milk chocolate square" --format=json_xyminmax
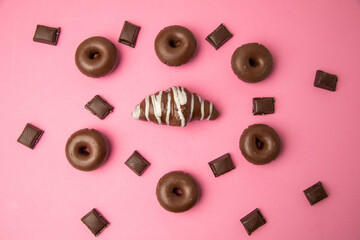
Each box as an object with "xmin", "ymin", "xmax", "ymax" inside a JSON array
[
  {"xmin": 208, "ymin": 153, "xmax": 235, "ymax": 177},
  {"xmin": 253, "ymin": 97, "xmax": 275, "ymax": 115},
  {"xmin": 304, "ymin": 181, "xmax": 328, "ymax": 205},
  {"xmin": 85, "ymin": 95, "xmax": 114, "ymax": 120},
  {"xmin": 205, "ymin": 23, "xmax": 233, "ymax": 50},
  {"xmin": 33, "ymin": 25, "xmax": 60, "ymax": 45},
  {"xmin": 314, "ymin": 70, "xmax": 338, "ymax": 91},
  {"xmin": 17, "ymin": 123, "xmax": 44, "ymax": 149},
  {"xmin": 240, "ymin": 208, "xmax": 266, "ymax": 235},
  {"xmin": 118, "ymin": 21, "xmax": 140, "ymax": 48},
  {"xmin": 81, "ymin": 208, "xmax": 109, "ymax": 237},
  {"xmin": 125, "ymin": 151, "xmax": 150, "ymax": 176}
]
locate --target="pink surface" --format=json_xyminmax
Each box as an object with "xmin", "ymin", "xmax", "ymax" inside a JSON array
[{"xmin": 1, "ymin": 0, "xmax": 360, "ymax": 239}]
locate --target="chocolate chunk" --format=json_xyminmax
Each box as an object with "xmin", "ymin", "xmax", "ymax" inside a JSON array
[
  {"xmin": 17, "ymin": 123, "xmax": 44, "ymax": 149},
  {"xmin": 240, "ymin": 208, "xmax": 266, "ymax": 235},
  {"xmin": 81, "ymin": 208, "xmax": 109, "ymax": 237},
  {"xmin": 118, "ymin": 21, "xmax": 140, "ymax": 48},
  {"xmin": 314, "ymin": 70, "xmax": 338, "ymax": 91},
  {"xmin": 125, "ymin": 151, "xmax": 150, "ymax": 176},
  {"xmin": 303, "ymin": 181, "xmax": 328, "ymax": 205},
  {"xmin": 33, "ymin": 25, "xmax": 60, "ymax": 45},
  {"xmin": 253, "ymin": 97, "xmax": 275, "ymax": 115},
  {"xmin": 85, "ymin": 95, "xmax": 114, "ymax": 120},
  {"xmin": 208, "ymin": 153, "xmax": 235, "ymax": 177},
  {"xmin": 205, "ymin": 23, "xmax": 233, "ymax": 50}
]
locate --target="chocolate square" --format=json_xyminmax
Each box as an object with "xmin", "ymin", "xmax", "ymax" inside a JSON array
[
  {"xmin": 118, "ymin": 21, "xmax": 140, "ymax": 48},
  {"xmin": 85, "ymin": 95, "xmax": 114, "ymax": 120},
  {"xmin": 125, "ymin": 151, "xmax": 150, "ymax": 176},
  {"xmin": 253, "ymin": 97, "xmax": 275, "ymax": 115},
  {"xmin": 240, "ymin": 208, "xmax": 266, "ymax": 235},
  {"xmin": 303, "ymin": 181, "xmax": 328, "ymax": 205},
  {"xmin": 81, "ymin": 208, "xmax": 109, "ymax": 237},
  {"xmin": 314, "ymin": 70, "xmax": 338, "ymax": 91},
  {"xmin": 17, "ymin": 123, "xmax": 44, "ymax": 149},
  {"xmin": 205, "ymin": 23, "xmax": 233, "ymax": 50},
  {"xmin": 33, "ymin": 25, "xmax": 60, "ymax": 45},
  {"xmin": 208, "ymin": 153, "xmax": 235, "ymax": 177}
]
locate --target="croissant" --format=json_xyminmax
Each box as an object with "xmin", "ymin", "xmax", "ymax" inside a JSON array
[{"xmin": 132, "ymin": 86, "xmax": 219, "ymax": 127}]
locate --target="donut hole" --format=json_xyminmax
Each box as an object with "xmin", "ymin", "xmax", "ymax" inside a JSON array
[
  {"xmin": 255, "ymin": 138, "xmax": 264, "ymax": 150},
  {"xmin": 248, "ymin": 58, "xmax": 259, "ymax": 68},
  {"xmin": 89, "ymin": 52, "xmax": 100, "ymax": 60},
  {"xmin": 168, "ymin": 39, "xmax": 181, "ymax": 48},
  {"xmin": 172, "ymin": 188, "xmax": 183, "ymax": 197},
  {"xmin": 79, "ymin": 146, "xmax": 90, "ymax": 156}
]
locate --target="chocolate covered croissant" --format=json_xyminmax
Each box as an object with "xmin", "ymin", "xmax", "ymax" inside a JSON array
[{"xmin": 132, "ymin": 86, "xmax": 219, "ymax": 127}]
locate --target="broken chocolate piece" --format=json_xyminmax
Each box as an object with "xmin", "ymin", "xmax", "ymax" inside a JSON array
[
  {"xmin": 33, "ymin": 25, "xmax": 60, "ymax": 45},
  {"xmin": 81, "ymin": 208, "xmax": 109, "ymax": 237},
  {"xmin": 240, "ymin": 208, "xmax": 266, "ymax": 235},
  {"xmin": 125, "ymin": 150, "xmax": 150, "ymax": 176},
  {"xmin": 205, "ymin": 23, "xmax": 233, "ymax": 50},
  {"xmin": 314, "ymin": 70, "xmax": 338, "ymax": 91},
  {"xmin": 118, "ymin": 21, "xmax": 140, "ymax": 48},
  {"xmin": 17, "ymin": 123, "xmax": 44, "ymax": 149},
  {"xmin": 85, "ymin": 95, "xmax": 114, "ymax": 120},
  {"xmin": 253, "ymin": 97, "xmax": 275, "ymax": 115},
  {"xmin": 304, "ymin": 181, "xmax": 328, "ymax": 205},
  {"xmin": 208, "ymin": 153, "xmax": 235, "ymax": 177}
]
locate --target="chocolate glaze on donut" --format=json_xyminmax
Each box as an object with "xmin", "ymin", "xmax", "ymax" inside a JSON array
[
  {"xmin": 156, "ymin": 171, "xmax": 199, "ymax": 213},
  {"xmin": 75, "ymin": 36, "xmax": 118, "ymax": 78},
  {"xmin": 239, "ymin": 124, "xmax": 281, "ymax": 165},
  {"xmin": 154, "ymin": 25, "xmax": 196, "ymax": 66},
  {"xmin": 65, "ymin": 129, "xmax": 110, "ymax": 171},
  {"xmin": 231, "ymin": 43, "xmax": 273, "ymax": 83}
]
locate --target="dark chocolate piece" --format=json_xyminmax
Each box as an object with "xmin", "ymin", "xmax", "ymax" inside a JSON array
[
  {"xmin": 206, "ymin": 24, "xmax": 233, "ymax": 50},
  {"xmin": 303, "ymin": 181, "xmax": 328, "ymax": 205},
  {"xmin": 240, "ymin": 208, "xmax": 266, "ymax": 235},
  {"xmin": 253, "ymin": 97, "xmax": 275, "ymax": 115},
  {"xmin": 33, "ymin": 25, "xmax": 60, "ymax": 45},
  {"xmin": 314, "ymin": 70, "xmax": 338, "ymax": 91},
  {"xmin": 17, "ymin": 123, "xmax": 44, "ymax": 149},
  {"xmin": 125, "ymin": 150, "xmax": 150, "ymax": 176},
  {"xmin": 118, "ymin": 21, "xmax": 140, "ymax": 48},
  {"xmin": 208, "ymin": 153, "xmax": 235, "ymax": 177},
  {"xmin": 81, "ymin": 208, "xmax": 109, "ymax": 237},
  {"xmin": 85, "ymin": 95, "xmax": 114, "ymax": 120}
]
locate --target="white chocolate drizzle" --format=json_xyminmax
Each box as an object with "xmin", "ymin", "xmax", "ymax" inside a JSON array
[
  {"xmin": 189, "ymin": 94, "xmax": 194, "ymax": 121},
  {"xmin": 199, "ymin": 95, "xmax": 204, "ymax": 120},
  {"xmin": 207, "ymin": 102, "xmax": 213, "ymax": 120},
  {"xmin": 166, "ymin": 91, "xmax": 171, "ymax": 125},
  {"xmin": 151, "ymin": 91, "xmax": 163, "ymax": 124},
  {"xmin": 145, "ymin": 96, "xmax": 150, "ymax": 121},
  {"xmin": 171, "ymin": 86, "xmax": 187, "ymax": 127},
  {"xmin": 132, "ymin": 104, "xmax": 140, "ymax": 119}
]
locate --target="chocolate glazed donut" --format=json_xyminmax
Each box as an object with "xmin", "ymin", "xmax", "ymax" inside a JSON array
[
  {"xmin": 156, "ymin": 171, "xmax": 199, "ymax": 213},
  {"xmin": 65, "ymin": 129, "xmax": 110, "ymax": 171},
  {"xmin": 75, "ymin": 36, "xmax": 118, "ymax": 78},
  {"xmin": 154, "ymin": 25, "xmax": 196, "ymax": 66},
  {"xmin": 239, "ymin": 124, "xmax": 281, "ymax": 165},
  {"xmin": 231, "ymin": 43, "xmax": 273, "ymax": 83}
]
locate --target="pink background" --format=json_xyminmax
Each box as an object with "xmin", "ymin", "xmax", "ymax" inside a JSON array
[{"xmin": 1, "ymin": 0, "xmax": 360, "ymax": 239}]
